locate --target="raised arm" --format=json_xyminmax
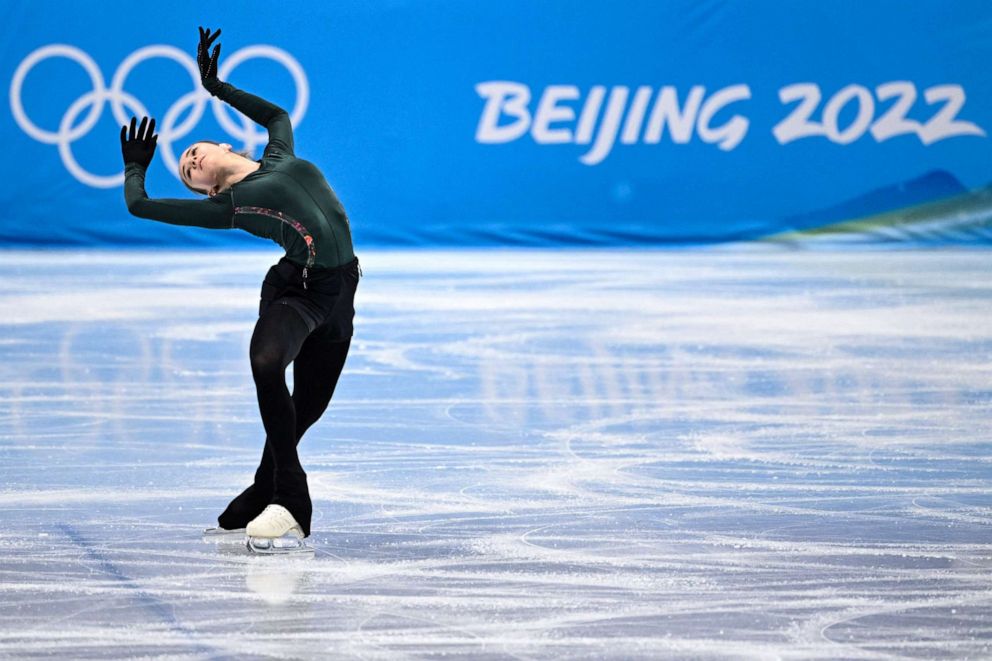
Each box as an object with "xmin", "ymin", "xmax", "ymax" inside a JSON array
[
  {"xmin": 120, "ymin": 116, "xmax": 233, "ymax": 229},
  {"xmin": 197, "ymin": 27, "xmax": 295, "ymax": 157}
]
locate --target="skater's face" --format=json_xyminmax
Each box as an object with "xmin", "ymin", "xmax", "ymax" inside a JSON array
[{"xmin": 179, "ymin": 141, "xmax": 232, "ymax": 197}]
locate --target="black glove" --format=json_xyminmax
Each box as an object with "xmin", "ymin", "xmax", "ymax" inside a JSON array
[
  {"xmin": 120, "ymin": 116, "xmax": 157, "ymax": 168},
  {"xmin": 197, "ymin": 26, "xmax": 222, "ymax": 91}
]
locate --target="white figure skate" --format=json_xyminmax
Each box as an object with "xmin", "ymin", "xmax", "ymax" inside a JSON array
[{"xmin": 245, "ymin": 504, "xmax": 312, "ymax": 555}]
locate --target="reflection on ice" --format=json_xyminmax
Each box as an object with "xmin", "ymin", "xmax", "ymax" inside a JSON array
[{"xmin": 0, "ymin": 249, "xmax": 990, "ymax": 658}]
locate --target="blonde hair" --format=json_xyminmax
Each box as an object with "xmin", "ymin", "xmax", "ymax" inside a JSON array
[{"xmin": 179, "ymin": 140, "xmax": 255, "ymax": 195}]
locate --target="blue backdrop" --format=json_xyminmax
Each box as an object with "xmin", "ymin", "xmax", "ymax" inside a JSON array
[{"xmin": 3, "ymin": 0, "xmax": 992, "ymax": 247}]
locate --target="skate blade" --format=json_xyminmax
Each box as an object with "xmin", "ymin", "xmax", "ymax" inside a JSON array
[
  {"xmin": 247, "ymin": 534, "xmax": 313, "ymax": 555},
  {"xmin": 202, "ymin": 526, "xmax": 247, "ymax": 542}
]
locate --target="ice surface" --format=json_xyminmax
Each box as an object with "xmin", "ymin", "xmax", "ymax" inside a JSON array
[{"xmin": 0, "ymin": 249, "xmax": 990, "ymax": 659}]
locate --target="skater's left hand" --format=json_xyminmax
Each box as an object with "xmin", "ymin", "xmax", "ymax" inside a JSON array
[
  {"xmin": 120, "ymin": 116, "xmax": 158, "ymax": 168},
  {"xmin": 197, "ymin": 26, "xmax": 222, "ymax": 89}
]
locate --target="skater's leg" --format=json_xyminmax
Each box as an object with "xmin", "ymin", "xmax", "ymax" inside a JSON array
[
  {"xmin": 249, "ymin": 304, "xmax": 314, "ymax": 534},
  {"xmin": 218, "ymin": 336, "xmax": 350, "ymax": 530},
  {"xmin": 224, "ymin": 336, "xmax": 350, "ymax": 529},
  {"xmin": 293, "ymin": 336, "xmax": 351, "ymax": 439}
]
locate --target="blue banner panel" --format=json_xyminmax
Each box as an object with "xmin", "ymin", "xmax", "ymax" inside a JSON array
[{"xmin": 3, "ymin": 0, "xmax": 992, "ymax": 247}]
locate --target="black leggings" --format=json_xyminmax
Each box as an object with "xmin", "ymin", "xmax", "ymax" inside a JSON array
[{"xmin": 218, "ymin": 303, "xmax": 350, "ymax": 536}]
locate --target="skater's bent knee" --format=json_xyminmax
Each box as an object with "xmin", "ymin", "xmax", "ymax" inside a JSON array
[{"xmin": 250, "ymin": 345, "xmax": 287, "ymax": 379}]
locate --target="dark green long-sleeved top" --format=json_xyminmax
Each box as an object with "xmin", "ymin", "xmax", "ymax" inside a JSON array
[{"xmin": 124, "ymin": 80, "xmax": 355, "ymax": 269}]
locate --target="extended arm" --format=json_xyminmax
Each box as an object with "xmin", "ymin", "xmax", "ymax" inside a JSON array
[
  {"xmin": 120, "ymin": 116, "xmax": 233, "ymax": 229},
  {"xmin": 198, "ymin": 27, "xmax": 295, "ymax": 157},
  {"xmin": 124, "ymin": 162, "xmax": 233, "ymax": 229}
]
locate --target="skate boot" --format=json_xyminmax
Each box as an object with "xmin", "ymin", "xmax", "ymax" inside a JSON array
[
  {"xmin": 246, "ymin": 504, "xmax": 312, "ymax": 555},
  {"xmin": 204, "ymin": 483, "xmax": 271, "ymax": 538}
]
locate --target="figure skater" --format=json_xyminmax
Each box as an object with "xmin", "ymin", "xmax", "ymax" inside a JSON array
[{"xmin": 120, "ymin": 27, "xmax": 359, "ymax": 553}]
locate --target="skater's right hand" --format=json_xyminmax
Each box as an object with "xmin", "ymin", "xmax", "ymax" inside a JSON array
[
  {"xmin": 120, "ymin": 116, "xmax": 157, "ymax": 169},
  {"xmin": 197, "ymin": 26, "xmax": 222, "ymax": 90}
]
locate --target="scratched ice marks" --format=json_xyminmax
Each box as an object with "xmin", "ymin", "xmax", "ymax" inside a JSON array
[{"xmin": 0, "ymin": 249, "xmax": 990, "ymax": 658}]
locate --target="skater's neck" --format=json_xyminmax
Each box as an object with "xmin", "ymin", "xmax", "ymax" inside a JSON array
[{"xmin": 217, "ymin": 157, "xmax": 261, "ymax": 192}]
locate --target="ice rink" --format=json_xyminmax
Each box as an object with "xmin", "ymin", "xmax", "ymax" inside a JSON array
[{"xmin": 1, "ymin": 249, "xmax": 990, "ymax": 659}]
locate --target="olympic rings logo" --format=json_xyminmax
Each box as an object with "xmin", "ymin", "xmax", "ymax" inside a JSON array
[{"xmin": 10, "ymin": 43, "xmax": 309, "ymax": 188}]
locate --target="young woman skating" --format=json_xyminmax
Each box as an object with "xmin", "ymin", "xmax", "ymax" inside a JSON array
[{"xmin": 120, "ymin": 27, "xmax": 359, "ymax": 553}]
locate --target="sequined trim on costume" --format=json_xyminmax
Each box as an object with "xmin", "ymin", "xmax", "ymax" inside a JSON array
[{"xmin": 234, "ymin": 206, "xmax": 316, "ymax": 268}]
